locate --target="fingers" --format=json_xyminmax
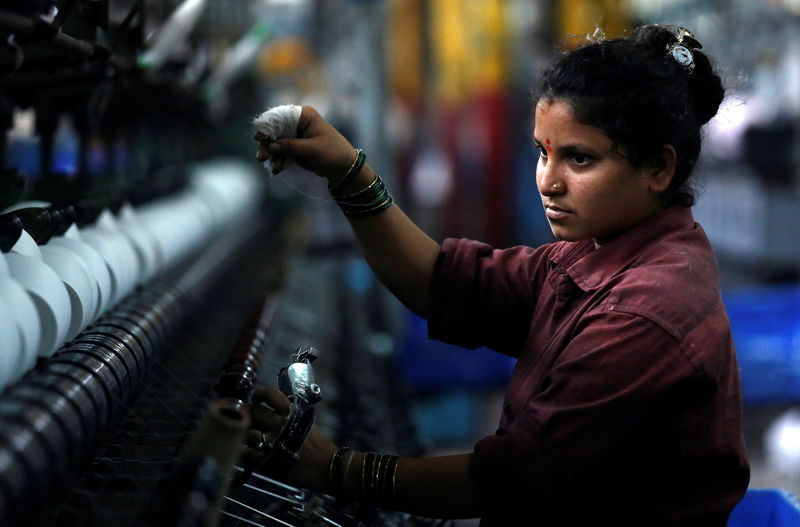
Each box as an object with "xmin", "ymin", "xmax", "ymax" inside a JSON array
[
  {"xmin": 250, "ymin": 403, "xmax": 287, "ymax": 433},
  {"xmin": 252, "ymin": 386, "xmax": 291, "ymax": 415},
  {"xmin": 270, "ymin": 155, "xmax": 286, "ymax": 175},
  {"xmin": 240, "ymin": 429, "xmax": 273, "ymax": 472},
  {"xmin": 245, "ymin": 428, "xmax": 271, "ymax": 450},
  {"xmin": 297, "ymin": 105, "xmax": 318, "ymax": 137},
  {"xmin": 255, "ymin": 141, "xmax": 287, "ymax": 175},
  {"xmin": 269, "ymin": 137, "xmax": 313, "ymax": 158},
  {"xmin": 254, "ymin": 138, "xmax": 293, "ymax": 175},
  {"xmin": 256, "ymin": 141, "xmax": 270, "ymax": 163},
  {"xmin": 253, "ymin": 136, "xmax": 300, "ymax": 158}
]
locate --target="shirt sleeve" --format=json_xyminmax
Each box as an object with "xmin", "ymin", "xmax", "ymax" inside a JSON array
[
  {"xmin": 469, "ymin": 309, "xmax": 701, "ymax": 519},
  {"xmin": 427, "ymin": 238, "xmax": 553, "ymax": 356}
]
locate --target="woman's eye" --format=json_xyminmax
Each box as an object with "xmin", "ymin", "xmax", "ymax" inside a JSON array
[
  {"xmin": 571, "ymin": 153, "xmax": 590, "ymax": 165},
  {"xmin": 536, "ymin": 145, "xmax": 548, "ymax": 158}
]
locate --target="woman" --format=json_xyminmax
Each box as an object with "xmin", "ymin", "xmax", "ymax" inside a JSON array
[{"xmin": 247, "ymin": 25, "xmax": 750, "ymax": 525}]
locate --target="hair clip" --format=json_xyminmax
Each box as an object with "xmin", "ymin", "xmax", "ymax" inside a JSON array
[{"xmin": 667, "ymin": 27, "xmax": 702, "ymax": 74}]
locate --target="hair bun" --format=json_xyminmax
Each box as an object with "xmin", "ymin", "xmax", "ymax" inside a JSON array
[
  {"xmin": 686, "ymin": 52, "xmax": 725, "ymax": 125},
  {"xmin": 635, "ymin": 25, "xmax": 724, "ymax": 125},
  {"xmin": 635, "ymin": 24, "xmax": 678, "ymax": 52}
]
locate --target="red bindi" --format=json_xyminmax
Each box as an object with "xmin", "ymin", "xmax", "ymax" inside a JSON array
[{"xmin": 545, "ymin": 138, "xmax": 552, "ymax": 153}]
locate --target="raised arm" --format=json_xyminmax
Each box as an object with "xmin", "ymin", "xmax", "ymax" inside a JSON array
[{"xmin": 256, "ymin": 106, "xmax": 440, "ymax": 318}]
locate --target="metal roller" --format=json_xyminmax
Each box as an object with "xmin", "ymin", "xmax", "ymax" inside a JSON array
[
  {"xmin": 99, "ymin": 314, "xmax": 160, "ymax": 359},
  {"xmin": 112, "ymin": 304, "xmax": 172, "ymax": 351},
  {"xmin": 10, "ymin": 375, "xmax": 96, "ymax": 461},
  {"xmin": 0, "ymin": 400, "xmax": 70, "ymax": 471},
  {"xmin": 0, "ymin": 420, "xmax": 52, "ymax": 508},
  {"xmin": 44, "ymin": 363, "xmax": 112, "ymax": 439},
  {"xmin": 62, "ymin": 343, "xmax": 137, "ymax": 407},
  {"xmin": 48, "ymin": 351, "xmax": 126, "ymax": 420},
  {"xmin": 0, "ymin": 442, "xmax": 29, "ymax": 520},
  {"xmin": 0, "ymin": 393, "xmax": 76, "ymax": 477},
  {"xmin": 76, "ymin": 325, "xmax": 148, "ymax": 376},
  {"xmin": 0, "ymin": 211, "xmax": 267, "ymax": 524}
]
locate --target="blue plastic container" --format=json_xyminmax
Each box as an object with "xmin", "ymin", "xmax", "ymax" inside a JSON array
[
  {"xmin": 723, "ymin": 284, "xmax": 800, "ymax": 406},
  {"xmin": 729, "ymin": 489, "xmax": 800, "ymax": 527},
  {"xmin": 397, "ymin": 312, "xmax": 516, "ymax": 392}
]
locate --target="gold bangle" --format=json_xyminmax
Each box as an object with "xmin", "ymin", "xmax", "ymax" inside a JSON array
[
  {"xmin": 342, "ymin": 195, "xmax": 394, "ymax": 217},
  {"xmin": 329, "ymin": 149, "xmax": 365, "ymax": 194},
  {"xmin": 360, "ymin": 452, "xmax": 368, "ymax": 500},
  {"xmin": 333, "ymin": 173, "xmax": 380, "ymax": 200},
  {"xmin": 345, "ymin": 148, "xmax": 361, "ymax": 175},
  {"xmin": 374, "ymin": 455, "xmax": 384, "ymax": 500},
  {"xmin": 342, "ymin": 450, "xmax": 355, "ymax": 495},
  {"xmin": 369, "ymin": 453, "xmax": 378, "ymax": 500},
  {"xmin": 328, "ymin": 451, "xmax": 337, "ymax": 484},
  {"xmin": 378, "ymin": 455, "xmax": 397, "ymax": 506},
  {"xmin": 336, "ymin": 188, "xmax": 390, "ymax": 211},
  {"xmin": 328, "ymin": 447, "xmax": 350, "ymax": 493},
  {"xmin": 391, "ymin": 457, "xmax": 399, "ymax": 506}
]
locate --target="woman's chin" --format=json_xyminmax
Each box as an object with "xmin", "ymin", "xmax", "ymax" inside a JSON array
[{"xmin": 549, "ymin": 226, "xmax": 585, "ymax": 242}]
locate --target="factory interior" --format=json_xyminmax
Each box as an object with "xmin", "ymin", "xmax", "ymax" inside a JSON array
[{"xmin": 0, "ymin": 0, "xmax": 799, "ymax": 525}]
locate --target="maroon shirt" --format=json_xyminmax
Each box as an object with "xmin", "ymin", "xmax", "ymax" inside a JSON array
[{"xmin": 428, "ymin": 206, "xmax": 750, "ymax": 526}]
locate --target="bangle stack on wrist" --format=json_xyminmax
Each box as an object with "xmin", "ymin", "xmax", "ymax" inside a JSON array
[
  {"xmin": 333, "ymin": 174, "xmax": 394, "ymax": 217},
  {"xmin": 360, "ymin": 452, "xmax": 400, "ymax": 508},
  {"xmin": 329, "ymin": 149, "xmax": 394, "ymax": 218},
  {"xmin": 327, "ymin": 448, "xmax": 400, "ymax": 508}
]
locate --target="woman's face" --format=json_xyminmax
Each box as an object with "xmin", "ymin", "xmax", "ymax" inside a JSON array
[{"xmin": 534, "ymin": 98, "xmax": 667, "ymax": 247}]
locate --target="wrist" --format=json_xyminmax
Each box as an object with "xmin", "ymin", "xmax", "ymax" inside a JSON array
[
  {"xmin": 332, "ymin": 170, "xmax": 394, "ymax": 218},
  {"xmin": 330, "ymin": 164, "xmax": 374, "ymax": 197},
  {"xmin": 284, "ymin": 432, "xmax": 337, "ymax": 492},
  {"xmin": 328, "ymin": 149, "xmax": 365, "ymax": 193},
  {"xmin": 336, "ymin": 451, "xmax": 400, "ymax": 506},
  {"xmin": 341, "ymin": 451, "xmax": 363, "ymax": 499}
]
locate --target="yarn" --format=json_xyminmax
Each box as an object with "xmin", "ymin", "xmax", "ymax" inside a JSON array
[
  {"xmin": 252, "ymin": 104, "xmax": 302, "ymax": 171},
  {"xmin": 252, "ymin": 104, "xmax": 302, "ymax": 140}
]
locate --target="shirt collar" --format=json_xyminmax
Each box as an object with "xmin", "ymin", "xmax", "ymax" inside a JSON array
[{"xmin": 549, "ymin": 206, "xmax": 696, "ymax": 292}]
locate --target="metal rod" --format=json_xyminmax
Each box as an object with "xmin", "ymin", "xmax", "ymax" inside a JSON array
[
  {"xmin": 218, "ymin": 510, "xmax": 271, "ymax": 527},
  {"xmin": 233, "ymin": 466, "xmax": 303, "ymax": 494},
  {"xmin": 312, "ymin": 513, "xmax": 344, "ymax": 527},
  {"xmin": 241, "ymin": 482, "xmax": 303, "ymax": 506},
  {"xmin": 222, "ymin": 497, "xmax": 295, "ymax": 527}
]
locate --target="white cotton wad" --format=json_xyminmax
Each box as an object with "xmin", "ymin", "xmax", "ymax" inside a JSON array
[{"xmin": 252, "ymin": 104, "xmax": 302, "ymax": 171}]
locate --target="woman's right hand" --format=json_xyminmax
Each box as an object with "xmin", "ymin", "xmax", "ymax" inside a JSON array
[{"xmin": 255, "ymin": 106, "xmax": 357, "ymax": 184}]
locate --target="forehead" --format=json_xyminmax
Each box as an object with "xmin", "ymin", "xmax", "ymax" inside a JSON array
[{"xmin": 533, "ymin": 98, "xmax": 611, "ymax": 146}]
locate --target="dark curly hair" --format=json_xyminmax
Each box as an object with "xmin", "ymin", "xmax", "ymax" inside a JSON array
[{"xmin": 534, "ymin": 25, "xmax": 725, "ymax": 206}]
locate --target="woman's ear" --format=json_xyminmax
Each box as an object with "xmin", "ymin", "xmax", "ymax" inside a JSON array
[{"xmin": 647, "ymin": 144, "xmax": 677, "ymax": 193}]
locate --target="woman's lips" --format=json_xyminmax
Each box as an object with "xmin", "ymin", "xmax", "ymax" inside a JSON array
[{"xmin": 544, "ymin": 205, "xmax": 573, "ymax": 220}]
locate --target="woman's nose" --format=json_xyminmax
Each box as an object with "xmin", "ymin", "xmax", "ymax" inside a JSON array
[{"xmin": 537, "ymin": 162, "xmax": 565, "ymax": 195}]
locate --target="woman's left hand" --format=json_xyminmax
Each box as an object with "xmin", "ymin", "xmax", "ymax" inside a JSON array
[{"xmin": 243, "ymin": 386, "xmax": 337, "ymax": 492}]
